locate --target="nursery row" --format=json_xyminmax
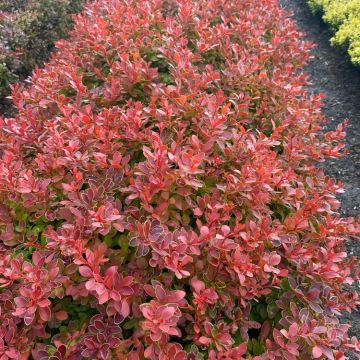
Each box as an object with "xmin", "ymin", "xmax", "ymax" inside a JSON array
[
  {"xmin": 0, "ymin": 0, "xmax": 359, "ymax": 359},
  {"xmin": 307, "ymin": 0, "xmax": 360, "ymax": 66}
]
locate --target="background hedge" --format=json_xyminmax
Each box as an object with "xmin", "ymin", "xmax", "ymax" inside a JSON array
[
  {"xmin": 0, "ymin": 0, "xmax": 85, "ymax": 98},
  {"xmin": 307, "ymin": 0, "xmax": 360, "ymax": 65}
]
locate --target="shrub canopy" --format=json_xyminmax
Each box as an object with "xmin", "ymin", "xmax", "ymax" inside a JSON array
[{"xmin": 0, "ymin": 0, "xmax": 359, "ymax": 359}]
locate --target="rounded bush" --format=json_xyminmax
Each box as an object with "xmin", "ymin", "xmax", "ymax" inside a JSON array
[{"xmin": 0, "ymin": 0, "xmax": 359, "ymax": 359}]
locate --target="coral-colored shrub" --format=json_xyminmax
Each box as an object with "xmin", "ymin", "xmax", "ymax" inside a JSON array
[{"xmin": 0, "ymin": 0, "xmax": 359, "ymax": 359}]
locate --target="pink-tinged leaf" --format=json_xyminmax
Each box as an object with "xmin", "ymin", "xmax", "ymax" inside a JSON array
[
  {"xmin": 279, "ymin": 269, "xmax": 289, "ymax": 277},
  {"xmin": 120, "ymin": 276, "xmax": 134, "ymax": 287},
  {"xmin": 273, "ymin": 329, "xmax": 285, "ymax": 347},
  {"xmin": 113, "ymin": 222, "xmax": 125, "ymax": 232},
  {"xmin": 174, "ymin": 352, "xmax": 187, "ymax": 360},
  {"xmin": 260, "ymin": 320, "xmax": 271, "ymax": 342},
  {"xmin": 269, "ymin": 252, "xmax": 281, "ymax": 265},
  {"xmin": 94, "ymin": 319, "xmax": 105, "ymax": 331},
  {"xmin": 320, "ymin": 346, "xmax": 334, "ymax": 360},
  {"xmin": 194, "ymin": 208, "xmax": 203, "ymax": 216},
  {"xmin": 32, "ymin": 252, "xmax": 44, "ymax": 267},
  {"xmin": 144, "ymin": 344, "xmax": 153, "ymax": 359},
  {"xmin": 143, "ymin": 284, "xmax": 155, "ymax": 297},
  {"xmin": 54, "ymin": 311, "xmax": 68, "ymax": 321},
  {"xmin": 120, "ymin": 300, "xmax": 130, "ymax": 318},
  {"xmin": 313, "ymin": 326, "xmax": 327, "ymax": 334},
  {"xmin": 307, "ymin": 288, "xmax": 321, "ymax": 301},
  {"xmin": 167, "ymin": 327, "xmax": 181, "ymax": 336},
  {"xmin": 37, "ymin": 299, "xmax": 51, "ymax": 308},
  {"xmin": 198, "ymin": 336, "xmax": 212, "ymax": 346},
  {"xmin": 190, "ymin": 278, "xmax": 205, "ymax": 293},
  {"xmin": 110, "ymin": 290, "xmax": 121, "ymax": 301},
  {"xmin": 58, "ymin": 345, "xmax": 67, "ymax": 358},
  {"xmin": 14, "ymin": 297, "xmax": 27, "ymax": 307},
  {"xmin": 98, "ymin": 290, "xmax": 110, "ymax": 304},
  {"xmin": 5, "ymin": 348, "xmax": 18, "ymax": 359},
  {"xmin": 237, "ymin": 343, "xmax": 247, "ymax": 355},
  {"xmin": 17, "ymin": 186, "xmax": 32, "ymax": 194},
  {"xmin": 155, "ymin": 285, "xmax": 166, "ymax": 301},
  {"xmin": 140, "ymin": 305, "xmax": 153, "ymax": 320},
  {"xmin": 24, "ymin": 313, "xmax": 35, "ymax": 326},
  {"xmin": 286, "ymin": 343, "xmax": 299, "ymax": 356},
  {"xmin": 85, "ymin": 279, "xmax": 97, "ymax": 291},
  {"xmin": 312, "ymin": 346, "xmax": 323, "ymax": 358},
  {"xmin": 150, "ymin": 330, "xmax": 163, "ymax": 342},
  {"xmin": 39, "ymin": 306, "xmax": 51, "ymax": 321},
  {"xmin": 264, "ymin": 264, "xmax": 273, "ymax": 273},
  {"xmin": 79, "ymin": 266, "xmax": 93, "ymax": 278},
  {"xmin": 105, "ymin": 265, "xmax": 117, "ymax": 278},
  {"xmin": 308, "ymin": 302, "xmax": 323, "ymax": 314},
  {"xmin": 65, "ymin": 263, "xmax": 78, "ymax": 274},
  {"xmin": 168, "ymin": 290, "xmax": 186, "ymax": 302},
  {"xmin": 120, "ymin": 286, "xmax": 134, "ymax": 296},
  {"xmin": 200, "ymin": 226, "xmax": 209, "ymax": 237},
  {"xmin": 144, "ymin": 345, "xmax": 153, "ymax": 359},
  {"xmin": 28, "ymin": 305, "xmax": 37, "ymax": 314},
  {"xmin": 160, "ymin": 306, "xmax": 176, "ymax": 320},
  {"xmin": 288, "ymin": 323, "xmax": 298, "ymax": 338},
  {"xmin": 159, "ymin": 323, "xmax": 170, "ymax": 333}
]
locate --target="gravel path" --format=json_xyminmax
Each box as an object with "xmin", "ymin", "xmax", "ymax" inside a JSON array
[{"xmin": 278, "ymin": 0, "xmax": 360, "ymax": 356}]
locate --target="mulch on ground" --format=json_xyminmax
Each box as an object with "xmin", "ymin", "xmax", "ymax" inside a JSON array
[{"xmin": 278, "ymin": 0, "xmax": 360, "ymax": 357}]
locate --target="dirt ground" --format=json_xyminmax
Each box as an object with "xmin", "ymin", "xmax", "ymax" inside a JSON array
[{"xmin": 278, "ymin": 0, "xmax": 360, "ymax": 356}]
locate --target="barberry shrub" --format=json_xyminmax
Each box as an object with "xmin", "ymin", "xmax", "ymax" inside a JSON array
[{"xmin": 0, "ymin": 0, "xmax": 359, "ymax": 359}]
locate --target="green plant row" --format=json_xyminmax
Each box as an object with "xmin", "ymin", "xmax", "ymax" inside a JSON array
[
  {"xmin": 0, "ymin": 0, "xmax": 85, "ymax": 98},
  {"xmin": 308, "ymin": 0, "xmax": 360, "ymax": 65}
]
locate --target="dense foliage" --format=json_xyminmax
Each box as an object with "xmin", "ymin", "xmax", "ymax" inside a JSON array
[
  {"xmin": 0, "ymin": 0, "xmax": 85, "ymax": 97},
  {"xmin": 0, "ymin": 0, "xmax": 359, "ymax": 358},
  {"xmin": 308, "ymin": 0, "xmax": 360, "ymax": 66}
]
